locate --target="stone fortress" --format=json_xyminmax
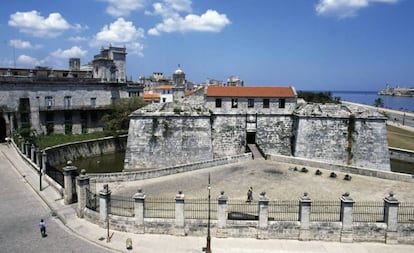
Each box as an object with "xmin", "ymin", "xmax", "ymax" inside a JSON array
[
  {"xmin": 125, "ymin": 84, "xmax": 390, "ymax": 172},
  {"xmin": 0, "ymin": 44, "xmax": 390, "ymax": 174}
]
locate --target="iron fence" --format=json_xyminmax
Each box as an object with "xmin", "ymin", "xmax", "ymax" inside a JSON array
[
  {"xmin": 310, "ymin": 200, "xmax": 341, "ymax": 222},
  {"xmin": 45, "ymin": 164, "xmax": 64, "ymax": 187},
  {"xmin": 227, "ymin": 200, "xmax": 259, "ymax": 220},
  {"xmin": 398, "ymin": 202, "xmax": 414, "ymax": 223},
  {"xmin": 185, "ymin": 198, "xmax": 217, "ymax": 219},
  {"xmin": 110, "ymin": 194, "xmax": 134, "ymax": 217},
  {"xmin": 145, "ymin": 197, "xmax": 175, "ymax": 219},
  {"xmin": 268, "ymin": 200, "xmax": 299, "ymax": 221},
  {"xmin": 86, "ymin": 188, "xmax": 99, "ymax": 211},
  {"xmin": 353, "ymin": 201, "xmax": 384, "ymax": 222}
]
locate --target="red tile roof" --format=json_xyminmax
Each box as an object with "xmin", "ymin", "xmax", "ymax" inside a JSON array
[
  {"xmin": 143, "ymin": 91, "xmax": 160, "ymax": 101},
  {"xmin": 206, "ymin": 86, "xmax": 296, "ymax": 98},
  {"xmin": 155, "ymin": 84, "xmax": 173, "ymax": 90}
]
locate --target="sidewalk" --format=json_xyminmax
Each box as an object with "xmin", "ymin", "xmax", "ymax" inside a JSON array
[{"xmin": 3, "ymin": 143, "xmax": 414, "ymax": 253}]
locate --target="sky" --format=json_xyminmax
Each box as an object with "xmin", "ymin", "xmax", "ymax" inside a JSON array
[{"xmin": 0, "ymin": 0, "xmax": 413, "ymax": 91}]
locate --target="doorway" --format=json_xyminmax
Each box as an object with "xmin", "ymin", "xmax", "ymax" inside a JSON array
[{"xmin": 246, "ymin": 132, "xmax": 256, "ymax": 144}]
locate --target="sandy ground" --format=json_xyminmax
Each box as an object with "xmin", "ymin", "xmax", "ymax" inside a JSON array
[{"xmin": 106, "ymin": 160, "xmax": 413, "ymax": 202}]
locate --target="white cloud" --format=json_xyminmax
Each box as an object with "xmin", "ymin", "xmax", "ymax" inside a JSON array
[
  {"xmin": 8, "ymin": 10, "xmax": 72, "ymax": 37},
  {"xmin": 17, "ymin": 54, "xmax": 43, "ymax": 67},
  {"xmin": 149, "ymin": 9, "xmax": 230, "ymax": 35},
  {"xmin": 90, "ymin": 18, "xmax": 145, "ymax": 55},
  {"xmin": 147, "ymin": 0, "xmax": 230, "ymax": 35},
  {"xmin": 9, "ymin": 39, "xmax": 42, "ymax": 49},
  {"xmin": 103, "ymin": 0, "xmax": 147, "ymax": 17},
  {"xmin": 51, "ymin": 46, "xmax": 87, "ymax": 59},
  {"xmin": 316, "ymin": 0, "xmax": 399, "ymax": 18},
  {"xmin": 68, "ymin": 36, "xmax": 88, "ymax": 42}
]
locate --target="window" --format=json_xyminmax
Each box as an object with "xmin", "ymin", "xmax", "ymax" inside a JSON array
[
  {"xmin": 231, "ymin": 98, "xmax": 238, "ymax": 108},
  {"xmin": 248, "ymin": 99, "xmax": 254, "ymax": 108},
  {"xmin": 263, "ymin": 99, "xmax": 269, "ymax": 108},
  {"xmin": 90, "ymin": 97, "xmax": 96, "ymax": 106},
  {"xmin": 215, "ymin": 98, "xmax": 222, "ymax": 108},
  {"xmin": 279, "ymin": 98, "xmax": 286, "ymax": 108},
  {"xmin": 64, "ymin": 96, "xmax": 72, "ymax": 108},
  {"xmin": 45, "ymin": 96, "xmax": 54, "ymax": 108}
]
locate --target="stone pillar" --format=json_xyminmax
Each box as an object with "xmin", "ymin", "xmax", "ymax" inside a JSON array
[
  {"xmin": 76, "ymin": 169, "xmax": 90, "ymax": 218},
  {"xmin": 133, "ymin": 189, "xmax": 146, "ymax": 233},
  {"xmin": 99, "ymin": 184, "xmax": 111, "ymax": 227},
  {"xmin": 340, "ymin": 192, "xmax": 354, "ymax": 243},
  {"xmin": 257, "ymin": 192, "xmax": 269, "ymax": 239},
  {"xmin": 217, "ymin": 191, "xmax": 228, "ymax": 238},
  {"xmin": 384, "ymin": 192, "xmax": 399, "ymax": 244},
  {"xmin": 35, "ymin": 148, "xmax": 41, "ymax": 168},
  {"xmin": 63, "ymin": 161, "xmax": 78, "ymax": 205},
  {"xmin": 175, "ymin": 191, "xmax": 185, "ymax": 236},
  {"xmin": 299, "ymin": 192, "xmax": 312, "ymax": 241},
  {"xmin": 19, "ymin": 137, "xmax": 24, "ymax": 152},
  {"xmin": 25, "ymin": 141, "xmax": 30, "ymax": 156},
  {"xmin": 41, "ymin": 151, "xmax": 47, "ymax": 170},
  {"xmin": 30, "ymin": 144, "xmax": 36, "ymax": 163}
]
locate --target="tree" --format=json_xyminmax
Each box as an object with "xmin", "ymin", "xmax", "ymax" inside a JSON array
[
  {"xmin": 297, "ymin": 91, "xmax": 341, "ymax": 104},
  {"xmin": 101, "ymin": 97, "xmax": 148, "ymax": 133}
]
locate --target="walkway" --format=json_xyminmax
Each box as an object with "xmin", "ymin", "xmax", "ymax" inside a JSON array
[{"xmin": 1, "ymin": 142, "xmax": 414, "ymax": 253}]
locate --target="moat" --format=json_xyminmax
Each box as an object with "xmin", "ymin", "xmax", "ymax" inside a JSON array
[{"xmin": 59, "ymin": 152, "xmax": 414, "ymax": 175}]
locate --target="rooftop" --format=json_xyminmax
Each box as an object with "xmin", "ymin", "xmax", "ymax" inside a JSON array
[{"xmin": 206, "ymin": 86, "xmax": 297, "ymax": 98}]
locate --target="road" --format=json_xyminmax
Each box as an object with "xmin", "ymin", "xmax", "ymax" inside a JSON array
[
  {"xmin": 0, "ymin": 143, "xmax": 114, "ymax": 253},
  {"xmin": 342, "ymin": 101, "xmax": 414, "ymax": 130}
]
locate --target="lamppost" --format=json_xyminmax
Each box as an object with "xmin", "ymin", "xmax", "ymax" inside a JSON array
[{"xmin": 203, "ymin": 173, "xmax": 212, "ymax": 253}]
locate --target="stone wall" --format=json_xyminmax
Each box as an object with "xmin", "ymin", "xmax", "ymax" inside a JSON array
[
  {"xmin": 267, "ymin": 154, "xmax": 413, "ymax": 183},
  {"xmin": 124, "ymin": 113, "xmax": 213, "ymax": 171},
  {"xmin": 256, "ymin": 115, "xmax": 293, "ymax": 156},
  {"xmin": 390, "ymin": 147, "xmax": 414, "ymax": 163},
  {"xmin": 90, "ymin": 153, "xmax": 252, "ymax": 183},
  {"xmin": 293, "ymin": 104, "xmax": 390, "ymax": 171},
  {"xmin": 45, "ymin": 135, "xmax": 127, "ymax": 166},
  {"xmin": 211, "ymin": 114, "xmax": 246, "ymax": 157}
]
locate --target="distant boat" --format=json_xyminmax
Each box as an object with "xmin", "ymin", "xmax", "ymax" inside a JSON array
[{"xmin": 378, "ymin": 84, "xmax": 414, "ymax": 97}]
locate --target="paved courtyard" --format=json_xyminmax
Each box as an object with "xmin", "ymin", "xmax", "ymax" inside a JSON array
[{"xmin": 110, "ymin": 160, "xmax": 414, "ymax": 202}]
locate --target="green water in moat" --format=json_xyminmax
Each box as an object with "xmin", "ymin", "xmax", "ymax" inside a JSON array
[{"xmin": 59, "ymin": 152, "xmax": 414, "ymax": 175}]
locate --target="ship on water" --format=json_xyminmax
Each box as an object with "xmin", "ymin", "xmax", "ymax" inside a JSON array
[{"xmin": 378, "ymin": 84, "xmax": 414, "ymax": 97}]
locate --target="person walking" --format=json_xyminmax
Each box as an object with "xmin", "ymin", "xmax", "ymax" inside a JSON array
[
  {"xmin": 246, "ymin": 187, "xmax": 253, "ymax": 202},
  {"xmin": 39, "ymin": 219, "xmax": 47, "ymax": 237}
]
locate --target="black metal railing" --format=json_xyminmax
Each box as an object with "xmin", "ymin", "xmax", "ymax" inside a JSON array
[
  {"xmin": 86, "ymin": 188, "xmax": 99, "ymax": 211},
  {"xmin": 145, "ymin": 197, "xmax": 175, "ymax": 219},
  {"xmin": 227, "ymin": 200, "xmax": 259, "ymax": 220},
  {"xmin": 45, "ymin": 164, "xmax": 64, "ymax": 187},
  {"xmin": 185, "ymin": 198, "xmax": 217, "ymax": 219},
  {"xmin": 310, "ymin": 200, "xmax": 341, "ymax": 222},
  {"xmin": 110, "ymin": 194, "xmax": 134, "ymax": 217},
  {"xmin": 398, "ymin": 202, "xmax": 414, "ymax": 223},
  {"xmin": 268, "ymin": 200, "xmax": 300, "ymax": 221},
  {"xmin": 353, "ymin": 201, "xmax": 384, "ymax": 222}
]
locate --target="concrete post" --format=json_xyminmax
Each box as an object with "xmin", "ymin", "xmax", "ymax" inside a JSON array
[
  {"xmin": 63, "ymin": 161, "xmax": 78, "ymax": 205},
  {"xmin": 299, "ymin": 192, "xmax": 312, "ymax": 241},
  {"xmin": 99, "ymin": 184, "xmax": 111, "ymax": 228},
  {"xmin": 257, "ymin": 192, "xmax": 269, "ymax": 239},
  {"xmin": 35, "ymin": 148, "xmax": 41, "ymax": 168},
  {"xmin": 217, "ymin": 191, "xmax": 228, "ymax": 238},
  {"xmin": 133, "ymin": 189, "xmax": 146, "ymax": 233},
  {"xmin": 41, "ymin": 151, "xmax": 47, "ymax": 171},
  {"xmin": 175, "ymin": 191, "xmax": 185, "ymax": 236},
  {"xmin": 384, "ymin": 192, "xmax": 399, "ymax": 244},
  {"xmin": 30, "ymin": 144, "xmax": 36, "ymax": 163},
  {"xmin": 25, "ymin": 141, "xmax": 30, "ymax": 156},
  {"xmin": 76, "ymin": 169, "xmax": 90, "ymax": 218},
  {"xmin": 340, "ymin": 192, "xmax": 354, "ymax": 243},
  {"xmin": 19, "ymin": 137, "xmax": 24, "ymax": 152}
]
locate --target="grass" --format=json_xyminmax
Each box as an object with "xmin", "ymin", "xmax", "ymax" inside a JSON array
[
  {"xmin": 387, "ymin": 125, "xmax": 414, "ymax": 151},
  {"xmin": 34, "ymin": 131, "xmax": 123, "ymax": 149}
]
